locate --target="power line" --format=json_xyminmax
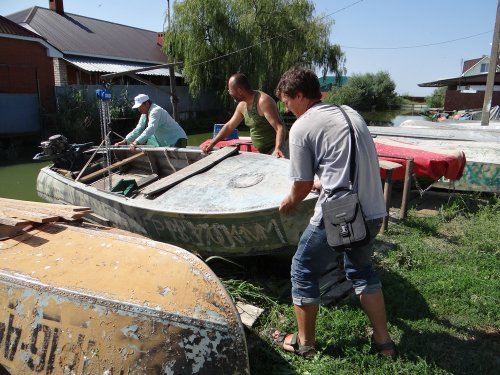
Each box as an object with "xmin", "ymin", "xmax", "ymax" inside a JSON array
[{"xmin": 339, "ymin": 30, "xmax": 492, "ymax": 50}]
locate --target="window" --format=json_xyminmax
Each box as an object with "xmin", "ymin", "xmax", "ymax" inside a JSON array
[{"xmin": 480, "ymin": 63, "xmax": 489, "ymax": 73}]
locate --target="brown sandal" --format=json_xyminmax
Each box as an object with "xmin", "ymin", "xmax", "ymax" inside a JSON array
[
  {"xmin": 370, "ymin": 335, "xmax": 398, "ymax": 359},
  {"xmin": 271, "ymin": 331, "xmax": 316, "ymax": 359}
]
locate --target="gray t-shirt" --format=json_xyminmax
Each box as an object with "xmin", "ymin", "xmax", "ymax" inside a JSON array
[{"xmin": 289, "ymin": 103, "xmax": 386, "ymax": 225}]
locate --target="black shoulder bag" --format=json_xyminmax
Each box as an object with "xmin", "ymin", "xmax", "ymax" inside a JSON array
[{"xmin": 321, "ymin": 106, "xmax": 370, "ymax": 251}]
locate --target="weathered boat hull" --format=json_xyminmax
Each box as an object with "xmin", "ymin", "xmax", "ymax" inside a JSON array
[
  {"xmin": 369, "ymin": 122, "xmax": 500, "ymax": 142},
  {"xmin": 375, "ymin": 138, "xmax": 499, "ymax": 193},
  {"xmin": 36, "ymin": 147, "xmax": 316, "ymax": 257},
  {"xmin": 0, "ymin": 222, "xmax": 249, "ymax": 374}
]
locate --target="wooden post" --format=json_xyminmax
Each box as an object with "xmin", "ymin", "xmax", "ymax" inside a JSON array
[
  {"xmin": 380, "ymin": 169, "xmax": 393, "ymax": 234},
  {"xmin": 169, "ymin": 65, "xmax": 179, "ymax": 121},
  {"xmin": 400, "ymin": 159, "xmax": 414, "ymax": 220},
  {"xmin": 481, "ymin": 0, "xmax": 500, "ymax": 126}
]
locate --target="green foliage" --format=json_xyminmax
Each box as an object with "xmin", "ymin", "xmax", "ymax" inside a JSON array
[
  {"xmin": 109, "ymin": 88, "xmax": 135, "ymax": 119},
  {"xmin": 52, "ymin": 87, "xmax": 100, "ymax": 143},
  {"xmin": 51, "ymin": 88, "xmax": 137, "ymax": 143},
  {"xmin": 426, "ymin": 87, "xmax": 446, "ymax": 108},
  {"xmin": 324, "ymin": 71, "xmax": 398, "ymax": 110},
  {"xmin": 165, "ymin": 0, "xmax": 345, "ymax": 98},
  {"xmin": 222, "ymin": 279, "xmax": 278, "ymax": 308}
]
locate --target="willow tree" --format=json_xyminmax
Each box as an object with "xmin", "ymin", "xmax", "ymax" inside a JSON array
[{"xmin": 164, "ymin": 0, "xmax": 345, "ymax": 99}]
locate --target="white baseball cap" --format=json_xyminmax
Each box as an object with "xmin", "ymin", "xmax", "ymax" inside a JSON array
[{"xmin": 132, "ymin": 94, "xmax": 149, "ymax": 109}]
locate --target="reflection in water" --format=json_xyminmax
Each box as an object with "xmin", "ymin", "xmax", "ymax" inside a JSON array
[{"xmin": 361, "ymin": 110, "xmax": 425, "ymax": 127}]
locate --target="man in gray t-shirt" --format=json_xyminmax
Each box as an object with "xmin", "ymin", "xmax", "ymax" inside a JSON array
[{"xmin": 270, "ymin": 67, "xmax": 396, "ymax": 359}]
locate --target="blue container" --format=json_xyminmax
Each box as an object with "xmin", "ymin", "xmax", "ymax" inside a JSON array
[{"xmin": 213, "ymin": 124, "xmax": 239, "ymax": 140}]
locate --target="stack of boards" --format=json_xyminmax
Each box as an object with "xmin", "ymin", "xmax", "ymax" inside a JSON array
[{"xmin": 0, "ymin": 197, "xmax": 92, "ymax": 239}]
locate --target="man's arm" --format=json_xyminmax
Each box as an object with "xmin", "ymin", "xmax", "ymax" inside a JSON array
[
  {"xmin": 201, "ymin": 103, "xmax": 244, "ymax": 154},
  {"xmin": 279, "ymin": 180, "xmax": 314, "ymax": 215},
  {"xmin": 259, "ymin": 95, "xmax": 287, "ymax": 158},
  {"xmin": 116, "ymin": 115, "xmax": 145, "ymax": 147}
]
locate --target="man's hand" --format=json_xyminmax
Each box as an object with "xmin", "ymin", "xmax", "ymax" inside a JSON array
[
  {"xmin": 129, "ymin": 141, "xmax": 138, "ymax": 150},
  {"xmin": 114, "ymin": 140, "xmax": 127, "ymax": 147},
  {"xmin": 201, "ymin": 142, "xmax": 213, "ymax": 154},
  {"xmin": 279, "ymin": 194, "xmax": 296, "ymax": 215},
  {"xmin": 272, "ymin": 147, "xmax": 285, "ymax": 158},
  {"xmin": 279, "ymin": 180, "xmax": 314, "ymax": 215},
  {"xmin": 312, "ymin": 179, "xmax": 321, "ymax": 193}
]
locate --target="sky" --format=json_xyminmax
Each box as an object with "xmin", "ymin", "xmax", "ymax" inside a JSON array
[{"xmin": 1, "ymin": 0, "xmax": 497, "ymax": 96}]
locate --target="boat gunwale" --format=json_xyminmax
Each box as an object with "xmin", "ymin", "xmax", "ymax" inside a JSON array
[{"xmin": 39, "ymin": 165, "xmax": 318, "ymax": 216}]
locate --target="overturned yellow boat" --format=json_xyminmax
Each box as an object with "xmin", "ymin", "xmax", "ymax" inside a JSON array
[{"xmin": 0, "ymin": 201, "xmax": 249, "ymax": 374}]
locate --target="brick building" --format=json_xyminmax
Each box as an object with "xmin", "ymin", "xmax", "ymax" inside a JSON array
[{"xmin": 0, "ymin": 15, "xmax": 61, "ymax": 135}]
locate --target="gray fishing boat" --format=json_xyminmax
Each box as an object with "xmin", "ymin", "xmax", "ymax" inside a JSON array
[{"xmin": 34, "ymin": 135, "xmax": 316, "ymax": 257}]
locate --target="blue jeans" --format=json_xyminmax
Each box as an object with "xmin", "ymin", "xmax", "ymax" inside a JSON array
[{"xmin": 291, "ymin": 219, "xmax": 383, "ymax": 305}]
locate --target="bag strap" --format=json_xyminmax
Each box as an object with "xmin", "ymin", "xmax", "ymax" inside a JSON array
[{"xmin": 327, "ymin": 105, "xmax": 357, "ymax": 198}]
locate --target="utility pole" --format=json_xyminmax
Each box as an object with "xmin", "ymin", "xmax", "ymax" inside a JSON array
[
  {"xmin": 481, "ymin": 0, "xmax": 500, "ymax": 125},
  {"xmin": 165, "ymin": 0, "xmax": 179, "ymax": 121},
  {"xmin": 166, "ymin": 0, "xmax": 170, "ymax": 30}
]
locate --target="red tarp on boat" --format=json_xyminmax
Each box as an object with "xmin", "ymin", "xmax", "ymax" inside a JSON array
[
  {"xmin": 374, "ymin": 138, "xmax": 466, "ymax": 181},
  {"xmin": 199, "ymin": 138, "xmax": 259, "ymax": 153},
  {"xmin": 199, "ymin": 137, "xmax": 466, "ymax": 182}
]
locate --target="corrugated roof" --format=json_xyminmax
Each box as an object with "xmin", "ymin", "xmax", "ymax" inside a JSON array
[
  {"xmin": 7, "ymin": 6, "xmax": 167, "ymax": 64},
  {"xmin": 0, "ymin": 15, "xmax": 44, "ymax": 38},
  {"xmin": 64, "ymin": 56, "xmax": 181, "ymax": 77}
]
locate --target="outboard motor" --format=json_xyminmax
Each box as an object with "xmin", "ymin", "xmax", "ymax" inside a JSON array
[{"xmin": 33, "ymin": 134, "xmax": 93, "ymax": 171}]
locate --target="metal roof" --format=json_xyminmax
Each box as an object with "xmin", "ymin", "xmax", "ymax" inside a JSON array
[
  {"xmin": 64, "ymin": 56, "xmax": 181, "ymax": 77},
  {"xmin": 418, "ymin": 72, "xmax": 500, "ymax": 88},
  {"xmin": 0, "ymin": 15, "xmax": 44, "ymax": 38},
  {"xmin": 6, "ymin": 6, "xmax": 167, "ymax": 64}
]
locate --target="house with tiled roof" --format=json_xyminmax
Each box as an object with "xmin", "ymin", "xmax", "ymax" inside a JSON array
[
  {"xmin": 6, "ymin": 0, "xmax": 178, "ymax": 87},
  {"xmin": 3, "ymin": 0, "xmax": 222, "ymax": 147},
  {"xmin": 418, "ymin": 56, "xmax": 500, "ymax": 111}
]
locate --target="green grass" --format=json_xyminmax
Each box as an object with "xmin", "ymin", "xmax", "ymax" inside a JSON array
[{"xmin": 217, "ymin": 195, "xmax": 499, "ymax": 375}]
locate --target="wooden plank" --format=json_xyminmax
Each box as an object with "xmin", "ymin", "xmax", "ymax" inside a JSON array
[
  {"xmin": 0, "ymin": 216, "xmax": 32, "ymax": 227},
  {"xmin": 378, "ymin": 159, "xmax": 403, "ymax": 171},
  {"xmin": 56, "ymin": 211, "xmax": 92, "ymax": 221},
  {"xmin": 0, "ymin": 197, "xmax": 91, "ymax": 212},
  {"xmin": 0, "ymin": 199, "xmax": 92, "ymax": 219},
  {"xmin": 236, "ymin": 302, "xmax": 264, "ymax": 328},
  {"xmin": 136, "ymin": 174, "xmax": 159, "ymax": 189},
  {"xmin": 0, "ymin": 224, "xmax": 24, "ymax": 240},
  {"xmin": 78, "ymin": 152, "xmax": 145, "ymax": 183},
  {"xmin": 142, "ymin": 147, "xmax": 239, "ymax": 197},
  {"xmin": 0, "ymin": 208, "xmax": 60, "ymax": 223}
]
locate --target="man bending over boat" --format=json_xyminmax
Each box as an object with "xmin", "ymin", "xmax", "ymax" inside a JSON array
[
  {"xmin": 114, "ymin": 94, "xmax": 187, "ymax": 150},
  {"xmin": 200, "ymin": 73, "xmax": 288, "ymax": 158},
  {"xmin": 272, "ymin": 67, "xmax": 397, "ymax": 359}
]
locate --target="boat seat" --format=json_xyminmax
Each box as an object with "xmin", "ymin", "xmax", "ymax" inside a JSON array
[
  {"xmin": 78, "ymin": 152, "xmax": 145, "ymax": 183},
  {"xmin": 136, "ymin": 174, "xmax": 159, "ymax": 189}
]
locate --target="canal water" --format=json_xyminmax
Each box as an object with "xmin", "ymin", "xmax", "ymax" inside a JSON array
[{"xmin": 0, "ymin": 111, "xmax": 424, "ymax": 202}]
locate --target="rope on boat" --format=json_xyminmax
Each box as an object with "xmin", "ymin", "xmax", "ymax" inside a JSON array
[
  {"xmin": 412, "ymin": 174, "xmax": 434, "ymax": 198},
  {"xmin": 75, "ymin": 138, "xmax": 106, "ymax": 182},
  {"xmin": 163, "ymin": 148, "xmax": 178, "ymax": 173}
]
